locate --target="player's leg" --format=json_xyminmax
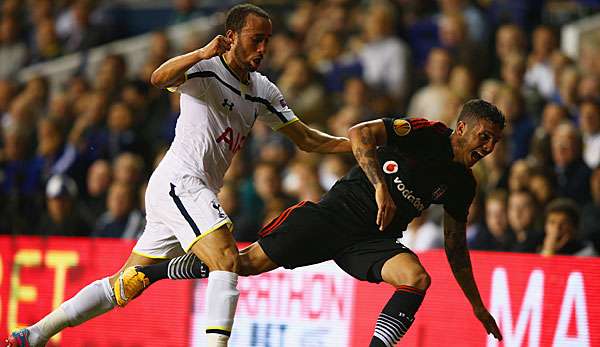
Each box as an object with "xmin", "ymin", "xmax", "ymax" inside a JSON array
[
  {"xmin": 128, "ymin": 241, "xmax": 279, "ymax": 286},
  {"xmin": 333, "ymin": 238, "xmax": 430, "ymax": 347},
  {"xmin": 188, "ymin": 227, "xmax": 240, "ymax": 347},
  {"xmin": 371, "ymin": 252, "xmax": 430, "ymax": 347},
  {"xmin": 7, "ymin": 253, "xmax": 162, "ymax": 347}
]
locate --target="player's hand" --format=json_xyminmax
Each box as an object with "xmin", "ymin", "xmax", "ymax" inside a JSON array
[
  {"xmin": 375, "ymin": 183, "xmax": 396, "ymax": 231},
  {"xmin": 474, "ymin": 306, "xmax": 502, "ymax": 341},
  {"xmin": 199, "ymin": 35, "xmax": 232, "ymax": 58}
]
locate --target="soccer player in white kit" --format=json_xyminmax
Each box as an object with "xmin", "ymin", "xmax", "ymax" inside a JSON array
[{"xmin": 7, "ymin": 4, "xmax": 351, "ymax": 347}]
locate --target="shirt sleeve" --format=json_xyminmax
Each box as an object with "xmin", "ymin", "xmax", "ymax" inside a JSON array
[
  {"xmin": 443, "ymin": 170, "xmax": 476, "ymax": 223},
  {"xmin": 256, "ymin": 78, "xmax": 298, "ymax": 130},
  {"xmin": 167, "ymin": 62, "xmax": 207, "ymax": 99}
]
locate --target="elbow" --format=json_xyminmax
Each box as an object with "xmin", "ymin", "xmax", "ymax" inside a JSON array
[{"xmin": 150, "ymin": 70, "xmax": 165, "ymax": 89}]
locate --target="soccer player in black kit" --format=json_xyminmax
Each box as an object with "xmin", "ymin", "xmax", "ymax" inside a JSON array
[{"xmin": 112, "ymin": 99, "xmax": 504, "ymax": 346}]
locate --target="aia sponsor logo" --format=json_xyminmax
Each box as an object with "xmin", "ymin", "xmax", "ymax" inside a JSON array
[
  {"xmin": 383, "ymin": 161, "xmax": 398, "ymax": 174},
  {"xmin": 216, "ymin": 127, "xmax": 246, "ymax": 153}
]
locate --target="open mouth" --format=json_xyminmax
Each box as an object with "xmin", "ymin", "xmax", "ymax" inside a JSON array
[
  {"xmin": 251, "ymin": 57, "xmax": 262, "ymax": 66},
  {"xmin": 470, "ymin": 151, "xmax": 484, "ymax": 163}
]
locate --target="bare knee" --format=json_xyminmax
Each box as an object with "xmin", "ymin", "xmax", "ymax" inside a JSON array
[
  {"xmin": 385, "ymin": 267, "xmax": 431, "ymax": 291},
  {"xmin": 405, "ymin": 269, "xmax": 431, "ymax": 291},
  {"xmin": 202, "ymin": 247, "xmax": 240, "ymax": 273}
]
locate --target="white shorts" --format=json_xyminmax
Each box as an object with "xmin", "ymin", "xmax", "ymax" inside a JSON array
[{"xmin": 132, "ymin": 168, "xmax": 232, "ymax": 259}]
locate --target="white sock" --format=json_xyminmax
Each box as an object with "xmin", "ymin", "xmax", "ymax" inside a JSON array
[
  {"xmin": 29, "ymin": 278, "xmax": 115, "ymax": 346},
  {"xmin": 205, "ymin": 271, "xmax": 239, "ymax": 346}
]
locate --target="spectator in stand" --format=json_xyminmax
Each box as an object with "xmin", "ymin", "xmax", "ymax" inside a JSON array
[
  {"xmin": 408, "ymin": 47, "xmax": 453, "ymax": 121},
  {"xmin": 507, "ymin": 190, "xmax": 544, "ymax": 253},
  {"xmin": 501, "ymin": 52, "xmax": 543, "ymax": 118},
  {"xmin": 578, "ymin": 75, "xmax": 600, "ymax": 102},
  {"xmin": 449, "ymin": 64, "xmax": 477, "ymax": 102},
  {"xmin": 147, "ymin": 31, "xmax": 172, "ymax": 65},
  {"xmin": 36, "ymin": 174, "xmax": 92, "ymax": 237},
  {"xmin": 479, "ymin": 78, "xmax": 502, "ymax": 104},
  {"xmin": 528, "ymin": 170, "xmax": 555, "ymax": 208},
  {"xmin": 579, "ymin": 99, "xmax": 600, "ymax": 169},
  {"xmin": 581, "ymin": 167, "xmax": 600, "ymax": 254},
  {"xmin": 112, "ymin": 152, "xmax": 145, "ymax": 187},
  {"xmin": 277, "ymin": 55, "xmax": 329, "ymax": 125},
  {"xmin": 92, "ymin": 181, "xmax": 144, "ymax": 239},
  {"xmin": 471, "ymin": 189, "xmax": 514, "ymax": 251},
  {"xmin": 551, "ymin": 122, "xmax": 592, "ymax": 205},
  {"xmin": 493, "ymin": 24, "xmax": 526, "ymax": 78},
  {"xmin": 552, "ymin": 65, "xmax": 580, "ymax": 117},
  {"xmin": 265, "ymin": 31, "xmax": 302, "ymax": 81},
  {"xmin": 239, "ymin": 161, "xmax": 295, "ymax": 241},
  {"xmin": 528, "ymin": 103, "xmax": 569, "ymax": 169},
  {"xmin": 309, "ymin": 31, "xmax": 362, "ymax": 94},
  {"xmin": 105, "ymin": 102, "xmax": 145, "ymax": 160},
  {"xmin": 525, "ymin": 25, "xmax": 558, "ymax": 99},
  {"xmin": 93, "ymin": 54, "xmax": 127, "ymax": 99},
  {"xmin": 508, "ymin": 159, "xmax": 531, "ymax": 192},
  {"xmin": 359, "ymin": 2, "xmax": 410, "ymax": 107},
  {"xmin": 435, "ymin": 0, "xmax": 488, "ymax": 43},
  {"xmin": 59, "ymin": 0, "xmax": 109, "ymax": 53},
  {"xmin": 0, "ymin": 15, "xmax": 27, "ymax": 79},
  {"xmin": 34, "ymin": 117, "xmax": 74, "ymax": 180},
  {"xmin": 495, "ymin": 86, "xmax": 534, "ymax": 162},
  {"xmin": 30, "ymin": 17, "xmax": 62, "ymax": 63},
  {"xmin": 83, "ymin": 159, "xmax": 112, "ymax": 222},
  {"xmin": 578, "ymin": 35, "xmax": 600, "ymax": 77},
  {"xmin": 0, "ymin": 124, "xmax": 40, "ymax": 234},
  {"xmin": 438, "ymin": 12, "xmax": 488, "ymax": 80},
  {"xmin": 540, "ymin": 198, "xmax": 596, "ymax": 257}
]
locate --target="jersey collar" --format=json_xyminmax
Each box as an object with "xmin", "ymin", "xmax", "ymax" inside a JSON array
[{"xmin": 219, "ymin": 55, "xmax": 250, "ymax": 86}]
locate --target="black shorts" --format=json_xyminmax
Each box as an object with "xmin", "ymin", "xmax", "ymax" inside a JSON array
[{"xmin": 257, "ymin": 201, "xmax": 415, "ymax": 283}]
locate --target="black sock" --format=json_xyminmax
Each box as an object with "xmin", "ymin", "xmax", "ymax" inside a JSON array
[
  {"xmin": 370, "ymin": 285, "xmax": 425, "ymax": 347},
  {"xmin": 140, "ymin": 252, "xmax": 209, "ymax": 283}
]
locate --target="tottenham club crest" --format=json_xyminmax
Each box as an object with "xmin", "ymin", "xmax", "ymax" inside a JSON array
[
  {"xmin": 211, "ymin": 199, "xmax": 226, "ymax": 218},
  {"xmin": 383, "ymin": 161, "xmax": 398, "ymax": 174},
  {"xmin": 393, "ymin": 119, "xmax": 411, "ymax": 136}
]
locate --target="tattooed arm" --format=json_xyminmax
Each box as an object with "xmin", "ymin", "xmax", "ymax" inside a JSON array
[
  {"xmin": 443, "ymin": 211, "xmax": 503, "ymax": 341},
  {"xmin": 347, "ymin": 120, "xmax": 396, "ymax": 230}
]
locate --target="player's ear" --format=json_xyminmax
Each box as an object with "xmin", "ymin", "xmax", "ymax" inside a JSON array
[
  {"xmin": 456, "ymin": 120, "xmax": 466, "ymax": 136},
  {"xmin": 225, "ymin": 29, "xmax": 236, "ymax": 42}
]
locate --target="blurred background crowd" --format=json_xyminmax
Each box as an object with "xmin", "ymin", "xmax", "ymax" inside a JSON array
[{"xmin": 1, "ymin": 0, "xmax": 600, "ymax": 258}]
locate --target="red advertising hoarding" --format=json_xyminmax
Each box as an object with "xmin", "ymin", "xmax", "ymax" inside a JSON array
[{"xmin": 2, "ymin": 236, "xmax": 599, "ymax": 346}]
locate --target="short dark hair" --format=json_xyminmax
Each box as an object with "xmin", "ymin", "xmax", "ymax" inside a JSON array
[
  {"xmin": 457, "ymin": 99, "xmax": 505, "ymax": 129},
  {"xmin": 545, "ymin": 198, "xmax": 580, "ymax": 227},
  {"xmin": 225, "ymin": 4, "xmax": 271, "ymax": 33}
]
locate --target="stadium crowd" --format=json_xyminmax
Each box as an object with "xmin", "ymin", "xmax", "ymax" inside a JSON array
[{"xmin": 1, "ymin": 0, "xmax": 600, "ymax": 258}]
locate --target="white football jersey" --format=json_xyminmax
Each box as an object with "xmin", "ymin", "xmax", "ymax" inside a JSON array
[{"xmin": 162, "ymin": 56, "xmax": 298, "ymax": 192}]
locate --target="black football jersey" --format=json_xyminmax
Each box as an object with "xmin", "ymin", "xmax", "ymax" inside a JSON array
[{"xmin": 320, "ymin": 117, "xmax": 476, "ymax": 237}]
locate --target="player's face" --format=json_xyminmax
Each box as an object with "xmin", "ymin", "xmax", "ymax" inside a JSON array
[
  {"xmin": 231, "ymin": 14, "xmax": 272, "ymax": 72},
  {"xmin": 456, "ymin": 119, "xmax": 503, "ymax": 167}
]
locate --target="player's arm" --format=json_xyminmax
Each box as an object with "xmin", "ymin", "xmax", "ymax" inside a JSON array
[
  {"xmin": 347, "ymin": 120, "xmax": 395, "ymax": 231},
  {"xmin": 279, "ymin": 120, "xmax": 351, "ymax": 153},
  {"xmin": 443, "ymin": 211, "xmax": 503, "ymax": 341},
  {"xmin": 150, "ymin": 35, "xmax": 231, "ymax": 89}
]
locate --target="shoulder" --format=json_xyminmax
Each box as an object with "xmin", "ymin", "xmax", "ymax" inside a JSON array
[
  {"xmin": 387, "ymin": 117, "xmax": 450, "ymax": 137},
  {"xmin": 253, "ymin": 72, "xmax": 277, "ymax": 92}
]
